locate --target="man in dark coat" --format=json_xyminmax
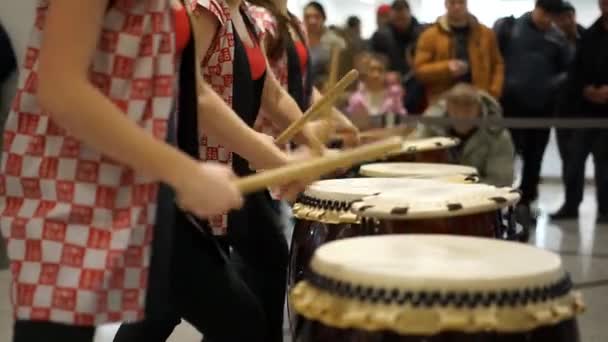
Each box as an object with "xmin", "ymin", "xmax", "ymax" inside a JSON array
[
  {"xmin": 552, "ymin": 0, "xmax": 608, "ymax": 222},
  {"xmin": 495, "ymin": 0, "xmax": 572, "ymax": 217},
  {"xmin": 370, "ymin": 0, "xmax": 426, "ymax": 113}
]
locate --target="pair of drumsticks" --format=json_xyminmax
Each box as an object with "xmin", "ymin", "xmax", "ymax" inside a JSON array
[
  {"xmin": 236, "ymin": 69, "xmax": 406, "ymax": 194},
  {"xmin": 186, "ymin": 3, "xmax": 405, "ymax": 194}
]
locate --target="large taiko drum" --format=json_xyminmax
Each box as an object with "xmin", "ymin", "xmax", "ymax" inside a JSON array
[
  {"xmin": 291, "ymin": 235, "xmax": 584, "ymax": 342},
  {"xmin": 290, "ymin": 178, "xmax": 520, "ymax": 290},
  {"xmin": 386, "ymin": 137, "xmax": 459, "ymax": 163},
  {"xmin": 359, "ymin": 162, "xmax": 479, "ymax": 183}
]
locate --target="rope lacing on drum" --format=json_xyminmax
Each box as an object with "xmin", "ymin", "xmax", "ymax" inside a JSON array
[
  {"xmin": 296, "ymin": 194, "xmax": 353, "ymax": 212},
  {"xmin": 307, "ymin": 272, "xmax": 573, "ymax": 308}
]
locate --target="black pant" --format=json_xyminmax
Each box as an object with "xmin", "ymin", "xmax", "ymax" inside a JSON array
[
  {"xmin": 114, "ymin": 211, "xmax": 268, "ymax": 342},
  {"xmin": 556, "ymin": 129, "xmax": 574, "ymax": 190},
  {"xmin": 114, "ymin": 193, "xmax": 288, "ymax": 342},
  {"xmin": 503, "ymin": 102, "xmax": 551, "ymax": 205},
  {"xmin": 563, "ymin": 129, "xmax": 608, "ymax": 213},
  {"xmin": 12, "ymin": 321, "xmax": 95, "ymax": 342},
  {"xmin": 226, "ymin": 193, "xmax": 289, "ymax": 342}
]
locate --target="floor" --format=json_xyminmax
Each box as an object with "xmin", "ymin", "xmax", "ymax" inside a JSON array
[{"xmin": 1, "ymin": 135, "xmax": 607, "ymax": 341}]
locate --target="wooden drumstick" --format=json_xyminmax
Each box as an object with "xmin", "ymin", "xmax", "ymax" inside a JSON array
[
  {"xmin": 316, "ymin": 45, "xmax": 343, "ymax": 144},
  {"xmin": 233, "ymin": 137, "xmax": 403, "ymax": 195},
  {"xmin": 275, "ymin": 69, "xmax": 359, "ymax": 145},
  {"xmin": 327, "ymin": 45, "xmax": 342, "ymax": 92}
]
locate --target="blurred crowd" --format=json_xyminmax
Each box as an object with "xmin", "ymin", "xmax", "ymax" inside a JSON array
[{"xmin": 302, "ymin": 0, "xmax": 608, "ymax": 224}]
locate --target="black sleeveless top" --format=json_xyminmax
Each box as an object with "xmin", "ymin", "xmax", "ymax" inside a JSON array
[{"xmin": 285, "ymin": 22, "xmax": 313, "ymax": 111}]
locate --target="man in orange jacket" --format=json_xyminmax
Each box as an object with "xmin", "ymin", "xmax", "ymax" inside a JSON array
[{"xmin": 414, "ymin": 0, "xmax": 504, "ymax": 103}]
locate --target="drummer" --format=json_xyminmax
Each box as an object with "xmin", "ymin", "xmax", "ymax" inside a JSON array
[{"xmin": 416, "ymin": 83, "xmax": 514, "ymax": 187}]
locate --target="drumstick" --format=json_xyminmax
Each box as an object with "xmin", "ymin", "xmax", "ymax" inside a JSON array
[
  {"xmin": 275, "ymin": 69, "xmax": 359, "ymax": 145},
  {"xmin": 233, "ymin": 137, "xmax": 403, "ymax": 195},
  {"xmin": 327, "ymin": 45, "xmax": 342, "ymax": 93},
  {"xmin": 316, "ymin": 45, "xmax": 343, "ymax": 144}
]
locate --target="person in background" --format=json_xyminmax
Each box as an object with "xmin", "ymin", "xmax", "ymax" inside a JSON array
[
  {"xmin": 371, "ymin": 0, "xmax": 421, "ymax": 75},
  {"xmin": 416, "ymin": 83, "xmax": 514, "ymax": 187},
  {"xmin": 495, "ymin": 0, "xmax": 572, "ymax": 219},
  {"xmin": 414, "ymin": 0, "xmax": 504, "ymax": 103},
  {"xmin": 347, "ymin": 53, "xmax": 407, "ymax": 130},
  {"xmin": 555, "ymin": 1, "xmax": 585, "ymax": 45},
  {"xmin": 0, "ymin": 21, "xmax": 16, "ymax": 271},
  {"xmin": 345, "ymin": 16, "xmax": 367, "ymax": 52},
  {"xmin": 377, "ymin": 4, "xmax": 392, "ymax": 29},
  {"xmin": 370, "ymin": 0, "xmax": 425, "ymax": 113},
  {"xmin": 303, "ymin": 1, "xmax": 346, "ymax": 87},
  {"xmin": 553, "ymin": 0, "xmax": 585, "ymax": 216},
  {"xmin": 553, "ymin": 0, "xmax": 608, "ymax": 222}
]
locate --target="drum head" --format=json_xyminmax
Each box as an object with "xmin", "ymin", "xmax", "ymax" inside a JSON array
[
  {"xmin": 312, "ymin": 235, "xmax": 564, "ymax": 292},
  {"xmin": 301, "ymin": 177, "xmax": 443, "ymax": 203},
  {"xmin": 360, "ymin": 162, "xmax": 478, "ymax": 179},
  {"xmin": 351, "ymin": 182, "xmax": 520, "ymax": 219},
  {"xmin": 291, "ymin": 235, "xmax": 583, "ymax": 335},
  {"xmin": 294, "ymin": 178, "xmax": 449, "ymax": 223},
  {"xmin": 388, "ymin": 137, "xmax": 459, "ymax": 157}
]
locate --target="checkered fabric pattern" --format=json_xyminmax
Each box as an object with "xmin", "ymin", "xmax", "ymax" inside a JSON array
[
  {"xmin": 190, "ymin": 0, "xmax": 262, "ymax": 234},
  {"xmin": 0, "ymin": 0, "xmax": 175, "ymax": 326}
]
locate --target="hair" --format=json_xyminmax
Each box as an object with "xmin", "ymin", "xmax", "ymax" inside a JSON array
[
  {"xmin": 248, "ymin": 0, "xmax": 302, "ymax": 61},
  {"xmin": 359, "ymin": 53, "xmax": 389, "ymax": 81},
  {"xmin": 346, "ymin": 16, "xmax": 361, "ymax": 29},
  {"xmin": 368, "ymin": 53, "xmax": 390, "ymax": 68},
  {"xmin": 536, "ymin": 0, "xmax": 566, "ymax": 14},
  {"xmin": 392, "ymin": 0, "xmax": 411, "ymax": 11},
  {"xmin": 559, "ymin": 1, "xmax": 575, "ymax": 13},
  {"xmin": 444, "ymin": 83, "xmax": 481, "ymax": 107},
  {"xmin": 305, "ymin": 1, "xmax": 327, "ymax": 20}
]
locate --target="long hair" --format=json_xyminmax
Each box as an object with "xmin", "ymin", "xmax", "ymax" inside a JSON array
[{"xmin": 247, "ymin": 0, "xmax": 293, "ymax": 61}]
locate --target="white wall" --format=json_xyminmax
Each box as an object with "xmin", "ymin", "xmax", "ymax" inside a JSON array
[{"xmin": 289, "ymin": 0, "xmax": 603, "ymax": 38}]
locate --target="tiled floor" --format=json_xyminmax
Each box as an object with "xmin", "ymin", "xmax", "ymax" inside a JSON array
[{"xmin": 1, "ymin": 136, "xmax": 607, "ymax": 341}]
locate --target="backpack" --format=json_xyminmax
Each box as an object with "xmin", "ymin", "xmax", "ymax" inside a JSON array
[{"xmin": 493, "ymin": 15, "xmax": 516, "ymax": 56}]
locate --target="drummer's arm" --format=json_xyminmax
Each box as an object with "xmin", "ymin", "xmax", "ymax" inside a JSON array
[{"xmin": 260, "ymin": 69, "xmax": 322, "ymax": 149}]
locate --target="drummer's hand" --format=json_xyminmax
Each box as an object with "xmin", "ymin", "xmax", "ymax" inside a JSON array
[
  {"xmin": 332, "ymin": 112, "xmax": 361, "ymax": 148},
  {"xmin": 307, "ymin": 120, "xmax": 335, "ymax": 142},
  {"xmin": 277, "ymin": 146, "xmax": 318, "ymax": 202},
  {"xmin": 175, "ymin": 162, "xmax": 243, "ymax": 218}
]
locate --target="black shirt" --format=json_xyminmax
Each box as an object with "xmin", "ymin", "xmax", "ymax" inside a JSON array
[
  {"xmin": 567, "ymin": 17, "xmax": 608, "ymax": 116},
  {"xmin": 0, "ymin": 23, "xmax": 16, "ymax": 85},
  {"xmin": 451, "ymin": 25, "xmax": 472, "ymax": 83}
]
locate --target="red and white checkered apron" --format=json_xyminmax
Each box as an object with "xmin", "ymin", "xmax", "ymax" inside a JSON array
[
  {"xmin": 0, "ymin": 0, "xmax": 175, "ymax": 326},
  {"xmin": 189, "ymin": 0, "xmax": 261, "ymax": 235}
]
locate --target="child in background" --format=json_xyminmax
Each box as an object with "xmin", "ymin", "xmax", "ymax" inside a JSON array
[{"xmin": 347, "ymin": 53, "xmax": 407, "ymax": 130}]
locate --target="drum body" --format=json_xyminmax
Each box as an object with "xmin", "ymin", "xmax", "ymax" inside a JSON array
[
  {"xmin": 297, "ymin": 319, "xmax": 580, "ymax": 342},
  {"xmin": 387, "ymin": 148, "xmax": 450, "ymax": 163},
  {"xmin": 290, "ymin": 179, "xmax": 520, "ymax": 289},
  {"xmin": 291, "ymin": 236, "xmax": 584, "ymax": 342}
]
